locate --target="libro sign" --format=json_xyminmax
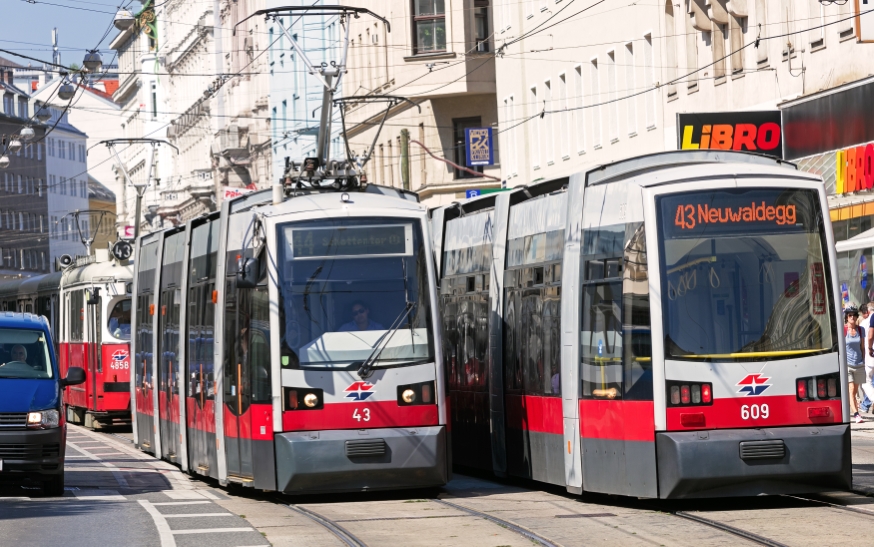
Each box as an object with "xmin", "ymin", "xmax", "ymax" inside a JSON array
[
  {"xmin": 835, "ymin": 143, "xmax": 874, "ymax": 194},
  {"xmin": 677, "ymin": 111, "xmax": 783, "ymax": 159}
]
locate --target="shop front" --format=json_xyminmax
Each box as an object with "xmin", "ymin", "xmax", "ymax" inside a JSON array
[{"xmin": 783, "ymin": 76, "xmax": 874, "ymax": 306}]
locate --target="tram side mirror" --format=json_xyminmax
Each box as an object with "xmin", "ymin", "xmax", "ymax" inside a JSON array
[
  {"xmin": 86, "ymin": 288, "xmax": 100, "ymax": 306},
  {"xmin": 236, "ymin": 257, "xmax": 260, "ymax": 289},
  {"xmin": 61, "ymin": 367, "xmax": 86, "ymax": 387}
]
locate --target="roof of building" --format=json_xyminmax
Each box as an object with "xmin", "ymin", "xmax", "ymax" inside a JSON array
[
  {"xmin": 0, "ymin": 56, "xmax": 25, "ymax": 69},
  {"xmin": 88, "ymin": 175, "xmax": 116, "ymax": 202}
]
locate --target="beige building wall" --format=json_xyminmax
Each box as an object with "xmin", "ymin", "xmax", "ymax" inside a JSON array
[
  {"xmin": 340, "ymin": 0, "xmax": 500, "ymax": 206},
  {"xmin": 493, "ymin": 0, "xmax": 874, "ymax": 185}
]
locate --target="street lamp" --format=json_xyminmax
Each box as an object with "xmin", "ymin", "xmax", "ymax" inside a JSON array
[
  {"xmin": 0, "ymin": 156, "xmax": 9, "ymax": 169},
  {"xmin": 58, "ymin": 80, "xmax": 76, "ymax": 101},
  {"xmin": 83, "ymin": 50, "xmax": 103, "ymax": 73},
  {"xmin": 7, "ymin": 139, "xmax": 22, "ymax": 154},
  {"xmin": 35, "ymin": 106, "xmax": 52, "ymax": 123},
  {"xmin": 19, "ymin": 127, "xmax": 35, "ymax": 142},
  {"xmin": 113, "ymin": 9, "xmax": 135, "ymax": 30}
]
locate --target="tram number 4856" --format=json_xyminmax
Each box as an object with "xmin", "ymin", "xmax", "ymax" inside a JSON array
[
  {"xmin": 741, "ymin": 404, "xmax": 769, "ymax": 420},
  {"xmin": 353, "ymin": 408, "xmax": 371, "ymax": 422}
]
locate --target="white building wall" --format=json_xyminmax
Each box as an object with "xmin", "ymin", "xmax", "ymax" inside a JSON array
[
  {"xmin": 45, "ymin": 124, "xmax": 90, "ymax": 260},
  {"xmin": 493, "ymin": 0, "xmax": 874, "ymax": 185}
]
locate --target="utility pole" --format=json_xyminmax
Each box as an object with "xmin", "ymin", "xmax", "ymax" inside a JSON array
[{"xmin": 400, "ymin": 129, "xmax": 410, "ymax": 191}]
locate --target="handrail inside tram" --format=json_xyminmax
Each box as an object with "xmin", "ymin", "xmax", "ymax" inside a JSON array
[{"xmin": 678, "ymin": 349, "xmax": 829, "ymax": 359}]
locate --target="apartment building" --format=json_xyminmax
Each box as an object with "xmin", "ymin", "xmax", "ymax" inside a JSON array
[
  {"xmin": 0, "ymin": 65, "xmax": 50, "ymax": 276},
  {"xmin": 267, "ymin": 0, "xmax": 344, "ymax": 182},
  {"xmin": 493, "ymin": 0, "xmax": 872, "ymax": 188},
  {"xmin": 340, "ymin": 0, "xmax": 499, "ymax": 205}
]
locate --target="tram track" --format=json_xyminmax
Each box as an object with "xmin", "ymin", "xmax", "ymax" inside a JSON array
[
  {"xmin": 431, "ymin": 498, "xmax": 562, "ymax": 547},
  {"xmin": 670, "ymin": 510, "xmax": 791, "ymax": 547},
  {"xmin": 284, "ymin": 503, "xmax": 370, "ymax": 547}
]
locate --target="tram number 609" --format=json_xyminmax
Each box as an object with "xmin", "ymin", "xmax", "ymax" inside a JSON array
[
  {"xmin": 741, "ymin": 404, "xmax": 769, "ymax": 420},
  {"xmin": 353, "ymin": 408, "xmax": 371, "ymax": 422}
]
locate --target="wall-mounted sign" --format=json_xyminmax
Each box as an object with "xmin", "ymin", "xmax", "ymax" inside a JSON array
[
  {"xmin": 835, "ymin": 143, "xmax": 874, "ymax": 194},
  {"xmin": 465, "ymin": 127, "xmax": 494, "ymax": 166},
  {"xmin": 678, "ymin": 111, "xmax": 783, "ymax": 159}
]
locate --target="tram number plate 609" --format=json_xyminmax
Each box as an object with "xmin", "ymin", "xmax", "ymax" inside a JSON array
[
  {"xmin": 741, "ymin": 404, "xmax": 769, "ymax": 420},
  {"xmin": 353, "ymin": 408, "xmax": 371, "ymax": 422}
]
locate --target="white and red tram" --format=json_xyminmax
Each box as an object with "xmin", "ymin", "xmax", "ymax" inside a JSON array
[
  {"xmin": 433, "ymin": 150, "xmax": 849, "ymax": 498},
  {"xmin": 133, "ymin": 185, "xmax": 449, "ymax": 493},
  {"xmin": 0, "ymin": 251, "xmax": 133, "ymax": 428}
]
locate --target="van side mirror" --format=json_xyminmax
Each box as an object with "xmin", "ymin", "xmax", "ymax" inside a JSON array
[
  {"xmin": 61, "ymin": 366, "xmax": 86, "ymax": 387},
  {"xmin": 236, "ymin": 257, "xmax": 259, "ymax": 289}
]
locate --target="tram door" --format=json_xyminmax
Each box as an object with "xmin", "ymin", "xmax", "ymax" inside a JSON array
[
  {"xmin": 187, "ymin": 282, "xmax": 217, "ymax": 476},
  {"xmin": 87, "ymin": 288, "xmax": 102, "ymax": 411},
  {"xmin": 223, "ymin": 283, "xmax": 271, "ymax": 482},
  {"xmin": 135, "ymin": 292, "xmax": 155, "ymax": 451},
  {"xmin": 157, "ymin": 289, "xmax": 180, "ymax": 460}
]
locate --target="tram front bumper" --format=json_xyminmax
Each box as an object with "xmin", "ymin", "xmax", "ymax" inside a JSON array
[
  {"xmin": 275, "ymin": 426, "xmax": 448, "ymax": 494},
  {"xmin": 656, "ymin": 424, "xmax": 851, "ymax": 498}
]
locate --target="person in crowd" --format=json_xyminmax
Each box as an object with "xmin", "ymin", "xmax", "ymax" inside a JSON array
[
  {"xmin": 845, "ymin": 305, "xmax": 866, "ymax": 424},
  {"xmin": 338, "ymin": 301, "xmax": 384, "ymax": 332},
  {"xmin": 860, "ymin": 303, "xmax": 874, "ymax": 414}
]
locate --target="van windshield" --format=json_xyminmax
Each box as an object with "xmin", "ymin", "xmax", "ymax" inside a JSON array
[
  {"xmin": 657, "ymin": 188, "xmax": 837, "ymax": 361},
  {"xmin": 0, "ymin": 329, "xmax": 53, "ymax": 379}
]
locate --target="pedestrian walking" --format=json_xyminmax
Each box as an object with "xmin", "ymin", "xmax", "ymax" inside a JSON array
[
  {"xmin": 859, "ymin": 302, "xmax": 874, "ymax": 414},
  {"xmin": 845, "ymin": 305, "xmax": 867, "ymax": 423}
]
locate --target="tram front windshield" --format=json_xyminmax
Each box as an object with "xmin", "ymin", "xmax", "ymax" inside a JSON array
[
  {"xmin": 658, "ymin": 188, "xmax": 837, "ymax": 361},
  {"xmin": 277, "ymin": 217, "xmax": 434, "ymax": 369}
]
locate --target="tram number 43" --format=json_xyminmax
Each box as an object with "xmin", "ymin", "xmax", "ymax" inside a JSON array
[
  {"xmin": 353, "ymin": 408, "xmax": 371, "ymax": 422},
  {"xmin": 741, "ymin": 404, "xmax": 769, "ymax": 420}
]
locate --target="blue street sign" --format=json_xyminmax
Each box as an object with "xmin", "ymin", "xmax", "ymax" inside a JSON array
[
  {"xmin": 466, "ymin": 189, "xmax": 481, "ymax": 199},
  {"xmin": 465, "ymin": 127, "xmax": 494, "ymax": 166}
]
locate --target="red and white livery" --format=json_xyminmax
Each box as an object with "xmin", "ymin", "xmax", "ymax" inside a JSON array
[{"xmin": 433, "ymin": 150, "xmax": 849, "ymax": 498}]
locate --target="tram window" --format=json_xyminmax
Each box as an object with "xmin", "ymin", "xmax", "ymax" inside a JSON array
[
  {"xmin": 521, "ymin": 290, "xmax": 543, "ymax": 394},
  {"xmin": 475, "ymin": 296, "xmax": 489, "ymax": 389},
  {"xmin": 108, "ymin": 299, "xmax": 131, "ymax": 340},
  {"xmin": 466, "ymin": 276, "xmax": 476, "ymax": 293},
  {"xmin": 587, "ymin": 261, "xmax": 605, "ymax": 281},
  {"xmin": 546, "ymin": 230, "xmax": 564, "ymax": 262},
  {"xmin": 533, "ymin": 266, "xmax": 544, "ymax": 285},
  {"xmin": 657, "ymin": 189, "xmax": 837, "ymax": 360},
  {"xmin": 622, "ymin": 223, "xmax": 652, "ymax": 401},
  {"xmin": 250, "ymin": 286, "xmax": 271, "ymax": 404},
  {"xmin": 70, "ymin": 290, "xmax": 84, "ymax": 342},
  {"xmin": 442, "ymin": 300, "xmax": 458, "ymax": 389},
  {"xmin": 504, "ymin": 290, "xmax": 522, "ymax": 391},
  {"xmin": 542, "ymin": 297, "xmax": 561, "ymax": 395},
  {"xmin": 276, "ymin": 218, "xmax": 434, "ymax": 369},
  {"xmin": 580, "ymin": 282, "xmax": 623, "ymax": 399},
  {"xmin": 457, "ymin": 300, "xmax": 477, "ymax": 388},
  {"xmin": 507, "ymin": 238, "xmax": 524, "ymax": 268}
]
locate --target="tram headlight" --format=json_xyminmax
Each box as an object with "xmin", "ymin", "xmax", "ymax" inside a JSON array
[
  {"xmin": 27, "ymin": 409, "xmax": 60, "ymax": 429},
  {"xmin": 303, "ymin": 393, "xmax": 319, "ymax": 408},
  {"xmin": 284, "ymin": 387, "xmax": 323, "ymax": 410},
  {"xmin": 397, "ymin": 381, "xmax": 437, "ymax": 406}
]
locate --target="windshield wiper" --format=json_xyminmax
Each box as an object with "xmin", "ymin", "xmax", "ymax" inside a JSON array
[{"xmin": 357, "ymin": 301, "xmax": 416, "ymax": 379}]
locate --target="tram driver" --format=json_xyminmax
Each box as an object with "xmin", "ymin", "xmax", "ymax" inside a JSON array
[{"xmin": 338, "ymin": 301, "xmax": 384, "ymax": 332}]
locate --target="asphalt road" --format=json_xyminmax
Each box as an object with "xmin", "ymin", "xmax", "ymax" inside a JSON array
[{"xmin": 3, "ymin": 423, "xmax": 874, "ymax": 547}]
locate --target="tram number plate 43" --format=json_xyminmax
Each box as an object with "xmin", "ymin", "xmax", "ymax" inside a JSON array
[
  {"xmin": 741, "ymin": 404, "xmax": 769, "ymax": 420},
  {"xmin": 353, "ymin": 408, "xmax": 371, "ymax": 422}
]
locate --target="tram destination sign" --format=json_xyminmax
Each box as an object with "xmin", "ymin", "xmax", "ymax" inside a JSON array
[
  {"xmin": 660, "ymin": 189, "xmax": 807, "ymax": 239},
  {"xmin": 289, "ymin": 224, "xmax": 412, "ymax": 259},
  {"xmin": 678, "ymin": 111, "xmax": 783, "ymax": 159}
]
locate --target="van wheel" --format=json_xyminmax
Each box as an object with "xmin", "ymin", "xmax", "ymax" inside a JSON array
[{"xmin": 44, "ymin": 471, "xmax": 65, "ymax": 497}]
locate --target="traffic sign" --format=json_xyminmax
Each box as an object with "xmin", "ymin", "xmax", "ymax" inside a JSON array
[
  {"xmin": 465, "ymin": 127, "xmax": 494, "ymax": 166},
  {"xmin": 466, "ymin": 189, "xmax": 481, "ymax": 199}
]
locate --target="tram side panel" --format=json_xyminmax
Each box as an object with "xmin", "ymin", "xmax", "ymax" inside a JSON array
[
  {"xmin": 441, "ymin": 210, "xmax": 494, "ymax": 472},
  {"xmin": 575, "ymin": 181, "xmax": 658, "ymax": 498},
  {"xmin": 157, "ymin": 230, "xmax": 186, "ymax": 462},
  {"xmin": 135, "ymin": 236, "xmax": 160, "ymax": 452},
  {"xmin": 222, "ymin": 211, "xmax": 274, "ymax": 489},
  {"xmin": 185, "ymin": 218, "xmax": 220, "ymax": 479}
]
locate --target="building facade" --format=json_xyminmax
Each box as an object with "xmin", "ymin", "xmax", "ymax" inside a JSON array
[
  {"xmin": 339, "ymin": 0, "xmax": 499, "ymax": 205},
  {"xmin": 0, "ymin": 66, "xmax": 50, "ymax": 276},
  {"xmin": 88, "ymin": 175, "xmax": 117, "ymax": 253},
  {"xmin": 492, "ymin": 0, "xmax": 872, "ymax": 187},
  {"xmin": 44, "ymin": 106, "xmax": 91, "ymax": 262}
]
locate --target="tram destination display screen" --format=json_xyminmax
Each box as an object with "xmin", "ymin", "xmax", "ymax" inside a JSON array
[
  {"xmin": 288, "ymin": 224, "xmax": 412, "ymax": 259},
  {"xmin": 662, "ymin": 188, "xmax": 805, "ymax": 238}
]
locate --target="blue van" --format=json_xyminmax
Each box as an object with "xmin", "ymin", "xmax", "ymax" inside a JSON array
[{"xmin": 0, "ymin": 313, "xmax": 85, "ymax": 495}]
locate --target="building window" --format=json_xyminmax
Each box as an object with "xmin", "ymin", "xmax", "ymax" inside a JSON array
[
  {"xmin": 69, "ymin": 141, "xmax": 75, "ymax": 160},
  {"xmin": 452, "ymin": 117, "xmax": 484, "ymax": 179},
  {"xmin": 503, "ymin": 95, "xmax": 517, "ymax": 176},
  {"xmin": 664, "ymin": 0, "xmax": 677, "ymax": 98},
  {"xmin": 558, "ymin": 74, "xmax": 570, "ymax": 159},
  {"xmin": 151, "ymin": 81, "xmax": 158, "ymax": 120},
  {"xmin": 475, "ymin": 1, "xmax": 490, "ymax": 52},
  {"xmin": 543, "ymin": 80, "xmax": 554, "ymax": 165},
  {"xmin": 712, "ymin": 23, "xmax": 727, "ymax": 81},
  {"xmin": 590, "ymin": 58, "xmax": 602, "ymax": 148},
  {"xmin": 529, "ymin": 85, "xmax": 541, "ymax": 168},
  {"xmin": 18, "ymin": 213, "xmax": 24, "ymax": 232},
  {"xmin": 625, "ymin": 43, "xmax": 636, "ymax": 136},
  {"xmin": 17, "ymin": 97, "xmax": 27, "ymax": 119},
  {"xmin": 685, "ymin": 9, "xmax": 699, "ymax": 90},
  {"xmin": 59, "ymin": 140, "xmax": 65, "ymax": 159},
  {"xmin": 574, "ymin": 65, "xmax": 586, "ymax": 154},
  {"xmin": 413, "ymin": 0, "xmax": 447, "ymax": 54},
  {"xmin": 730, "ymin": 15, "xmax": 746, "ymax": 74},
  {"xmin": 606, "ymin": 50, "xmax": 618, "ymax": 142},
  {"xmin": 644, "ymin": 34, "xmax": 656, "ymax": 128},
  {"xmin": 17, "ymin": 175, "xmax": 22, "ymax": 194}
]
